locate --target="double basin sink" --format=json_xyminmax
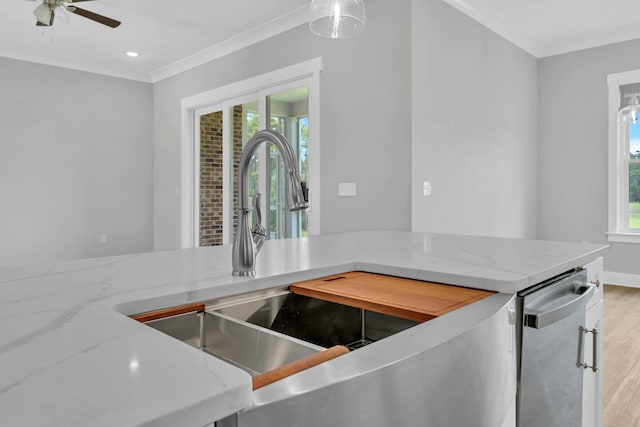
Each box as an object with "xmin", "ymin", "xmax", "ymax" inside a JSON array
[
  {"xmin": 140, "ymin": 285, "xmax": 418, "ymax": 384},
  {"xmin": 132, "ymin": 271, "xmax": 493, "ymax": 389}
]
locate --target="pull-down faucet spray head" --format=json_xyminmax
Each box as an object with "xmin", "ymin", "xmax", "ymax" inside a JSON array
[{"xmin": 232, "ymin": 130, "xmax": 308, "ymax": 277}]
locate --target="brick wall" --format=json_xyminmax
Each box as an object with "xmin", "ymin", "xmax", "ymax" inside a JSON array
[
  {"xmin": 199, "ymin": 111, "xmax": 223, "ymax": 246},
  {"xmin": 199, "ymin": 106, "xmax": 244, "ymax": 246},
  {"xmin": 232, "ymin": 105, "xmax": 243, "ymax": 232}
]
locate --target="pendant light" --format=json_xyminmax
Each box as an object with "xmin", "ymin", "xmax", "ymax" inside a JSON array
[
  {"xmin": 309, "ymin": 0, "xmax": 366, "ymax": 39},
  {"xmin": 619, "ymin": 94, "xmax": 640, "ymax": 124}
]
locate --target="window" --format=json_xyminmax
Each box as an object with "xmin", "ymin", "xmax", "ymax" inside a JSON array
[
  {"xmin": 267, "ymin": 88, "xmax": 309, "ymax": 239},
  {"xmin": 607, "ymin": 71, "xmax": 640, "ymax": 243},
  {"xmin": 180, "ymin": 58, "xmax": 321, "ymax": 249}
]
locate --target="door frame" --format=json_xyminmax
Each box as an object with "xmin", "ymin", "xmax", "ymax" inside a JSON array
[{"xmin": 179, "ymin": 57, "xmax": 323, "ymax": 248}]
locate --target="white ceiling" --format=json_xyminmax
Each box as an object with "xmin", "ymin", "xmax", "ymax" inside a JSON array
[
  {"xmin": 442, "ymin": 0, "xmax": 640, "ymax": 58},
  {"xmin": 3, "ymin": 0, "xmax": 640, "ymax": 83},
  {"xmin": 0, "ymin": 0, "xmax": 310, "ymax": 82}
]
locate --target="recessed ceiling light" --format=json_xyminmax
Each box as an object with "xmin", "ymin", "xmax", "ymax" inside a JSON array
[{"xmin": 125, "ymin": 51, "xmax": 139, "ymax": 58}]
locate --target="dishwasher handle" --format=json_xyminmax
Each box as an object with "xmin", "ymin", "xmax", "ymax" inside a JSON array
[{"xmin": 524, "ymin": 283, "xmax": 595, "ymax": 329}]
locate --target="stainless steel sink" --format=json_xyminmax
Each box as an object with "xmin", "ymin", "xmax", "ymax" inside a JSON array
[
  {"xmin": 210, "ymin": 287, "xmax": 419, "ymax": 351},
  {"xmin": 145, "ymin": 309, "xmax": 324, "ymax": 376},
  {"xmin": 144, "ymin": 286, "xmax": 419, "ymax": 377}
]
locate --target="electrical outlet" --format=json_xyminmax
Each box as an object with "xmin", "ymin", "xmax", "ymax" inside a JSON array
[
  {"xmin": 423, "ymin": 181, "xmax": 432, "ymax": 196},
  {"xmin": 99, "ymin": 234, "xmax": 108, "ymax": 244}
]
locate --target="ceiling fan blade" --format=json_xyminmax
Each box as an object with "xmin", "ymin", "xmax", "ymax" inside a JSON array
[{"xmin": 67, "ymin": 6, "xmax": 120, "ymax": 28}]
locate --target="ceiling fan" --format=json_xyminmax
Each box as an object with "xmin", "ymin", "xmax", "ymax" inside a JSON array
[{"xmin": 33, "ymin": 0, "xmax": 121, "ymax": 28}]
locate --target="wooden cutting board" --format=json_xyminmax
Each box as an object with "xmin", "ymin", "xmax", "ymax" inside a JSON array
[{"xmin": 290, "ymin": 272, "xmax": 494, "ymax": 322}]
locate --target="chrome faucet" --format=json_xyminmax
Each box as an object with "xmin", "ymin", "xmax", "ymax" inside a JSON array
[{"xmin": 232, "ymin": 130, "xmax": 308, "ymax": 277}]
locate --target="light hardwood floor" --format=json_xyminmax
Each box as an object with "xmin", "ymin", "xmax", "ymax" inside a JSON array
[{"xmin": 603, "ymin": 285, "xmax": 640, "ymax": 427}]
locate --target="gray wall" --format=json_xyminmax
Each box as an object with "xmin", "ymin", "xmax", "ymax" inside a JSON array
[
  {"xmin": 0, "ymin": 57, "xmax": 153, "ymax": 267},
  {"xmin": 411, "ymin": 0, "xmax": 538, "ymax": 239},
  {"xmin": 8, "ymin": 0, "xmax": 636, "ymax": 276},
  {"xmin": 153, "ymin": 0, "xmax": 412, "ymax": 250},
  {"xmin": 539, "ymin": 39, "xmax": 640, "ymax": 275}
]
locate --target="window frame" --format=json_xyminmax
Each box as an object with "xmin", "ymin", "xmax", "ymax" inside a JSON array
[{"xmin": 607, "ymin": 70, "xmax": 640, "ymax": 243}]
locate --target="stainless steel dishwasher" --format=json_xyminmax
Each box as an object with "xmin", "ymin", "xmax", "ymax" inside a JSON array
[{"xmin": 516, "ymin": 269, "xmax": 595, "ymax": 427}]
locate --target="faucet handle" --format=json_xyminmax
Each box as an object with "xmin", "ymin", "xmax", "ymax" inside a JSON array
[{"xmin": 301, "ymin": 181, "xmax": 309, "ymax": 203}]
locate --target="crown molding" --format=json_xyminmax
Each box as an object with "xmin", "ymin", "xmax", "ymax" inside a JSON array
[
  {"xmin": 439, "ymin": 0, "xmax": 541, "ymax": 57},
  {"xmin": 441, "ymin": 0, "xmax": 640, "ymax": 59},
  {"xmin": 0, "ymin": 50, "xmax": 151, "ymax": 82},
  {"xmin": 537, "ymin": 23, "xmax": 640, "ymax": 58},
  {"xmin": 150, "ymin": 4, "xmax": 309, "ymax": 83}
]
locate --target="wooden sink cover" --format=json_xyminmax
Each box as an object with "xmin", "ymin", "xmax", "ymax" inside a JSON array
[{"xmin": 290, "ymin": 272, "xmax": 494, "ymax": 323}]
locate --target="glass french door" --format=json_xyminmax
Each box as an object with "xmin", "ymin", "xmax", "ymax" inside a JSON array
[
  {"xmin": 266, "ymin": 85, "xmax": 309, "ymax": 239},
  {"xmin": 195, "ymin": 82, "xmax": 310, "ymax": 246}
]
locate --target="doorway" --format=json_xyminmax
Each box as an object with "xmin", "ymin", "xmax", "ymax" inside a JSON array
[{"xmin": 180, "ymin": 58, "xmax": 322, "ymax": 249}]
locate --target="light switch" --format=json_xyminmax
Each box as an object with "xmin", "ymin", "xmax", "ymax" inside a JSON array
[
  {"xmin": 338, "ymin": 183, "xmax": 357, "ymax": 197},
  {"xmin": 423, "ymin": 181, "xmax": 432, "ymax": 196}
]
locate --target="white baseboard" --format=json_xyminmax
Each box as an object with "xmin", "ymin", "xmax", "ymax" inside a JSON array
[{"xmin": 604, "ymin": 271, "xmax": 640, "ymax": 288}]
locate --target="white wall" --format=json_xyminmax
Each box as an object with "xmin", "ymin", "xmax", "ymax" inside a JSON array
[
  {"xmin": 153, "ymin": 0, "xmax": 412, "ymax": 250},
  {"xmin": 411, "ymin": 0, "xmax": 538, "ymax": 239},
  {"xmin": 0, "ymin": 57, "xmax": 154, "ymax": 267},
  {"xmin": 538, "ymin": 39, "xmax": 640, "ymax": 275}
]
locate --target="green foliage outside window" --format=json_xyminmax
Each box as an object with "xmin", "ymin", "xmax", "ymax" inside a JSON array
[
  {"xmin": 631, "ymin": 151, "xmax": 640, "ymax": 202},
  {"xmin": 630, "ymin": 150, "xmax": 640, "ymax": 229},
  {"xmin": 244, "ymin": 110, "xmax": 309, "ymax": 238},
  {"xmin": 245, "ymin": 112, "xmax": 260, "ymax": 199}
]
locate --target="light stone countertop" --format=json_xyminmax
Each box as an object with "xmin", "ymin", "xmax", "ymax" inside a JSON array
[{"xmin": 0, "ymin": 231, "xmax": 608, "ymax": 426}]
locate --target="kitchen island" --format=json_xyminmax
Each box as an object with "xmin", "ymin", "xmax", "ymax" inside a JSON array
[{"xmin": 0, "ymin": 231, "xmax": 608, "ymax": 426}]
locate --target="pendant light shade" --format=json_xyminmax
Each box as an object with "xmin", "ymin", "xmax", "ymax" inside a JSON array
[
  {"xmin": 309, "ymin": 0, "xmax": 366, "ymax": 39},
  {"xmin": 619, "ymin": 94, "xmax": 640, "ymax": 125}
]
